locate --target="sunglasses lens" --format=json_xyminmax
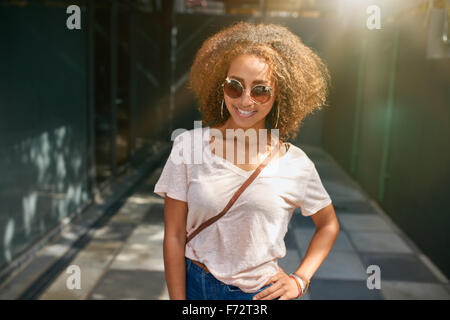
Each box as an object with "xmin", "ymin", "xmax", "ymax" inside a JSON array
[
  {"xmin": 251, "ymin": 85, "xmax": 271, "ymax": 103},
  {"xmin": 223, "ymin": 80, "xmax": 242, "ymax": 99}
]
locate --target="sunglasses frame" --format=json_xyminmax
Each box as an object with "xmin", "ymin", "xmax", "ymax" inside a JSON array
[{"xmin": 221, "ymin": 77, "xmax": 273, "ymax": 105}]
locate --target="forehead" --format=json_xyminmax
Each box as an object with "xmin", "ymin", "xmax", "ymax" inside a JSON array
[{"xmin": 227, "ymin": 54, "xmax": 272, "ymax": 84}]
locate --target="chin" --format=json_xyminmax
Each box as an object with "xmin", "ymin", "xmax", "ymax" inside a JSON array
[{"xmin": 230, "ymin": 116, "xmax": 265, "ymax": 130}]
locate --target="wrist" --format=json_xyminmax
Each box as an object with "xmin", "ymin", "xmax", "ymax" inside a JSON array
[
  {"xmin": 288, "ymin": 275, "xmax": 302, "ymax": 298},
  {"xmin": 289, "ymin": 273, "xmax": 305, "ymax": 293},
  {"xmin": 289, "ymin": 273, "xmax": 310, "ymax": 296},
  {"xmin": 293, "ymin": 272, "xmax": 309, "ymax": 283}
]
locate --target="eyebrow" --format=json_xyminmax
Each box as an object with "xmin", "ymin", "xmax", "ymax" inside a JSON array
[{"xmin": 229, "ymin": 75, "xmax": 270, "ymax": 85}]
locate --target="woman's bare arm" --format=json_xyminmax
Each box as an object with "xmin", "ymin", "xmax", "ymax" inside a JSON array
[
  {"xmin": 293, "ymin": 203, "xmax": 340, "ymax": 282},
  {"xmin": 163, "ymin": 195, "xmax": 188, "ymax": 300}
]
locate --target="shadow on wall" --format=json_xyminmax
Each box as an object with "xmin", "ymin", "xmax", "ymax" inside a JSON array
[{"xmin": 0, "ymin": 125, "xmax": 89, "ymax": 271}]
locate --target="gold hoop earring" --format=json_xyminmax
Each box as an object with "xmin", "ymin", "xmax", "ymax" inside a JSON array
[{"xmin": 274, "ymin": 102, "xmax": 280, "ymax": 128}]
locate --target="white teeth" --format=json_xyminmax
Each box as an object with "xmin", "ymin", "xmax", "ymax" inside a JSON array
[{"xmin": 237, "ymin": 108, "xmax": 256, "ymax": 115}]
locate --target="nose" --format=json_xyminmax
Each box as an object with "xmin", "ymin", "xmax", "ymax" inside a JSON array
[{"xmin": 239, "ymin": 87, "xmax": 255, "ymax": 106}]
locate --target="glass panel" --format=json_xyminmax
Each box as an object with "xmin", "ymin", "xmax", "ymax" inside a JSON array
[
  {"xmin": 94, "ymin": 1, "xmax": 113, "ymax": 184},
  {"xmin": 116, "ymin": 4, "xmax": 131, "ymax": 168}
]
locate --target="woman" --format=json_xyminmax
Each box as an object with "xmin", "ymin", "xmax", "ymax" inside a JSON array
[{"xmin": 154, "ymin": 21, "xmax": 339, "ymax": 300}]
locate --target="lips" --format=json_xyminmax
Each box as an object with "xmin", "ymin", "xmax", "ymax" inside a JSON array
[{"xmin": 234, "ymin": 106, "xmax": 257, "ymax": 118}]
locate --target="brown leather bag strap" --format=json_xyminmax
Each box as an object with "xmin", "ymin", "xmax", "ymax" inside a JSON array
[{"xmin": 186, "ymin": 142, "xmax": 281, "ymax": 244}]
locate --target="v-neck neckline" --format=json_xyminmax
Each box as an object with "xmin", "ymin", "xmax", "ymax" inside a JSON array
[{"xmin": 204, "ymin": 126, "xmax": 292, "ymax": 177}]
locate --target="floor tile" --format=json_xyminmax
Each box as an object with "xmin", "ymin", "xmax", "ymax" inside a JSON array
[
  {"xmin": 348, "ymin": 231, "xmax": 413, "ymax": 253},
  {"xmin": 308, "ymin": 279, "xmax": 384, "ymax": 300},
  {"xmin": 158, "ymin": 283, "xmax": 170, "ymax": 300},
  {"xmin": 284, "ymin": 230, "xmax": 299, "ymax": 251},
  {"xmin": 91, "ymin": 222, "xmax": 137, "ymax": 242},
  {"xmin": 380, "ymin": 281, "xmax": 450, "ymax": 300},
  {"xmin": 278, "ymin": 249, "xmax": 301, "ymax": 274},
  {"xmin": 290, "ymin": 210, "xmax": 316, "ymax": 228},
  {"xmin": 316, "ymin": 167, "xmax": 355, "ymax": 184},
  {"xmin": 359, "ymin": 252, "xmax": 441, "ymax": 283},
  {"xmin": 292, "ymin": 228, "xmax": 314, "ymax": 254},
  {"xmin": 40, "ymin": 241, "xmax": 123, "ymax": 300},
  {"xmin": 293, "ymin": 227, "xmax": 355, "ymax": 253},
  {"xmin": 338, "ymin": 214, "xmax": 394, "ymax": 232},
  {"xmin": 110, "ymin": 241, "xmax": 164, "ymax": 272},
  {"xmin": 302, "ymin": 250, "xmax": 368, "ymax": 280},
  {"xmin": 109, "ymin": 224, "xmax": 165, "ymax": 272},
  {"xmin": 88, "ymin": 269, "xmax": 166, "ymax": 300},
  {"xmin": 332, "ymin": 200, "xmax": 378, "ymax": 215},
  {"xmin": 322, "ymin": 181, "xmax": 367, "ymax": 202}
]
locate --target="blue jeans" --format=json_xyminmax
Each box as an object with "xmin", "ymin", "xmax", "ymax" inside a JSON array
[{"xmin": 185, "ymin": 257, "xmax": 279, "ymax": 300}]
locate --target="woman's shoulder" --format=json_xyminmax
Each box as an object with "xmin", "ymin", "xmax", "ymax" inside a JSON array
[
  {"xmin": 285, "ymin": 143, "xmax": 315, "ymax": 169},
  {"xmin": 286, "ymin": 143, "xmax": 309, "ymax": 160}
]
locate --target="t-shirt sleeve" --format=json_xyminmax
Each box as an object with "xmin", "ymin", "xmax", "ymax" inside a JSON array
[
  {"xmin": 299, "ymin": 162, "xmax": 332, "ymax": 216},
  {"xmin": 153, "ymin": 133, "xmax": 188, "ymax": 202}
]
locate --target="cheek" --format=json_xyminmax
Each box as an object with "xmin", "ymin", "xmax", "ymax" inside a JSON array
[
  {"xmin": 261, "ymin": 103, "xmax": 276, "ymax": 116},
  {"xmin": 224, "ymin": 97, "xmax": 234, "ymax": 109},
  {"xmin": 262, "ymin": 95, "xmax": 277, "ymax": 114}
]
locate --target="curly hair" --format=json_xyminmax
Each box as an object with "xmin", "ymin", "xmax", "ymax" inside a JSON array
[{"xmin": 187, "ymin": 21, "xmax": 331, "ymax": 142}]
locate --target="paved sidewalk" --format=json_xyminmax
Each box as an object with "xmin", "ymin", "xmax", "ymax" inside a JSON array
[
  {"xmin": 38, "ymin": 169, "xmax": 169, "ymax": 300},
  {"xmin": 3, "ymin": 143, "xmax": 449, "ymax": 300}
]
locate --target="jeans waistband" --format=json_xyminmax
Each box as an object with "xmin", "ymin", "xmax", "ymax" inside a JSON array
[{"xmin": 189, "ymin": 258, "xmax": 210, "ymax": 273}]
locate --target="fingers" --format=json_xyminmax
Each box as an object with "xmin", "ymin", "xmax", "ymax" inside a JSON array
[
  {"xmin": 263, "ymin": 270, "xmax": 281, "ymax": 286},
  {"xmin": 253, "ymin": 282, "xmax": 282, "ymax": 300},
  {"xmin": 254, "ymin": 267, "xmax": 291, "ymax": 300},
  {"xmin": 270, "ymin": 270, "xmax": 282, "ymax": 282},
  {"xmin": 254, "ymin": 273, "xmax": 299, "ymax": 300}
]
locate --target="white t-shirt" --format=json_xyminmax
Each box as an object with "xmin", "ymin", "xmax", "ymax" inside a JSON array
[{"xmin": 154, "ymin": 126, "xmax": 332, "ymax": 293}]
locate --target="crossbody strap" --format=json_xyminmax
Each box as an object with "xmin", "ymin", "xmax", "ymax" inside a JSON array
[{"xmin": 185, "ymin": 142, "xmax": 281, "ymax": 244}]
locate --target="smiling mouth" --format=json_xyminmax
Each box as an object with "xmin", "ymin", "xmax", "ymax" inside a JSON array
[{"xmin": 234, "ymin": 106, "xmax": 257, "ymax": 117}]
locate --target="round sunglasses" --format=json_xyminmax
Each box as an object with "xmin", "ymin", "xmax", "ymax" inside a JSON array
[{"xmin": 221, "ymin": 77, "xmax": 273, "ymax": 104}]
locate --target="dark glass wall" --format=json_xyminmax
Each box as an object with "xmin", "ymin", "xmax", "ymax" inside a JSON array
[
  {"xmin": 94, "ymin": 1, "xmax": 113, "ymax": 184},
  {"xmin": 0, "ymin": 3, "xmax": 89, "ymax": 270},
  {"xmin": 322, "ymin": 6, "xmax": 450, "ymax": 278},
  {"xmin": 0, "ymin": 0, "xmax": 169, "ymax": 277}
]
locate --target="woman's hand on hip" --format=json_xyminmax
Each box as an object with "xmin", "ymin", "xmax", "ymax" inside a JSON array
[{"xmin": 252, "ymin": 266, "xmax": 299, "ymax": 300}]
